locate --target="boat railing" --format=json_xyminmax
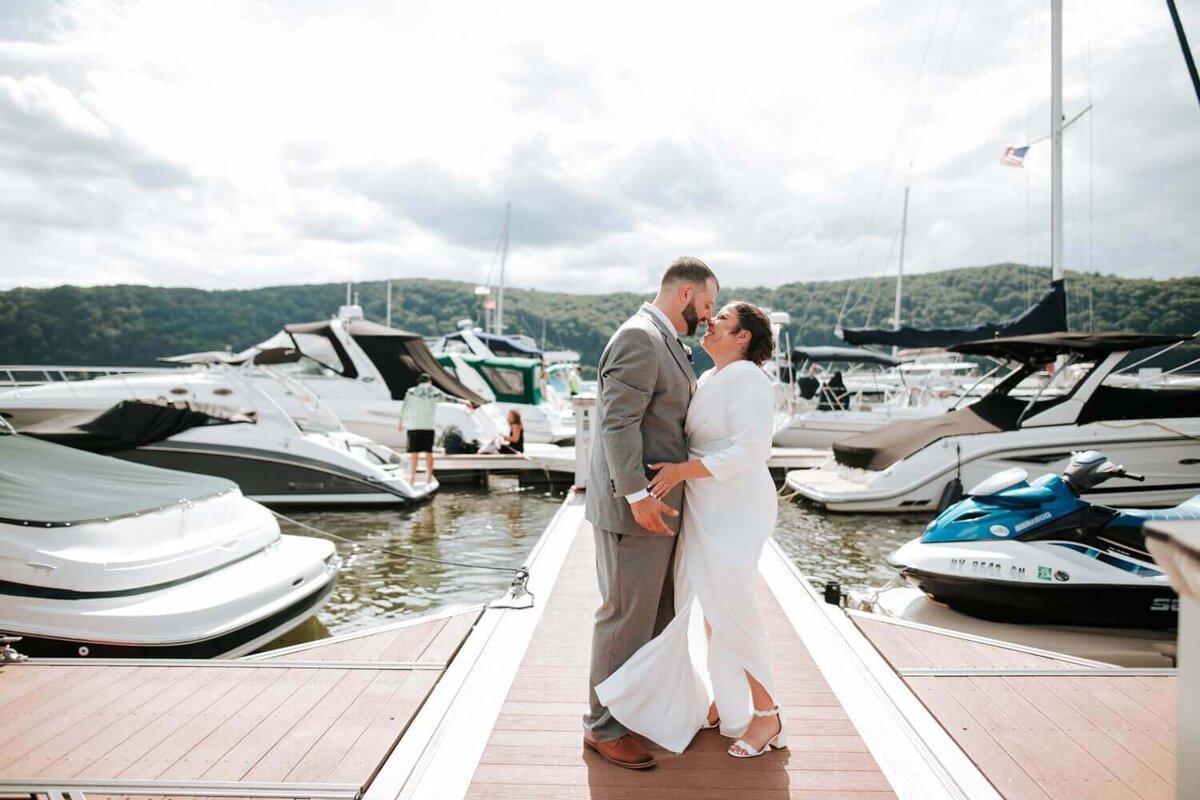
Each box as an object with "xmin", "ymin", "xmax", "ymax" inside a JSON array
[{"xmin": 0, "ymin": 364, "xmax": 178, "ymax": 394}]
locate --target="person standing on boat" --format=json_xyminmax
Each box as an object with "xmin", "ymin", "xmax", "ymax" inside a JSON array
[
  {"xmin": 582, "ymin": 257, "xmax": 718, "ymax": 770},
  {"xmin": 398, "ymin": 373, "xmax": 456, "ymax": 485},
  {"xmin": 568, "ymin": 365, "xmax": 583, "ymax": 396}
]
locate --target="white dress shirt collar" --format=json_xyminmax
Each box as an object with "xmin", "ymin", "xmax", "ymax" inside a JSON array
[{"xmin": 642, "ymin": 302, "xmax": 680, "ymax": 340}]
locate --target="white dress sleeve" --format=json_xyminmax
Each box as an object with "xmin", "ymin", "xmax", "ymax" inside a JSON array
[{"xmin": 699, "ymin": 365, "xmax": 773, "ymax": 482}]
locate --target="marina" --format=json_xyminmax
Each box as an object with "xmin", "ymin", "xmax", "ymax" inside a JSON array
[
  {"xmin": 0, "ymin": 489, "xmax": 1186, "ymax": 799},
  {"xmin": 1, "ymin": 0, "xmax": 1197, "ymax": 796}
]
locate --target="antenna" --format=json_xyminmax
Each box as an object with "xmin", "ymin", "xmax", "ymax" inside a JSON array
[{"xmin": 893, "ymin": 186, "xmax": 909, "ymax": 358}]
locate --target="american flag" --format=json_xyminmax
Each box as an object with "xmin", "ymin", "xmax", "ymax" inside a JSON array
[{"xmin": 1001, "ymin": 145, "xmax": 1030, "ymax": 168}]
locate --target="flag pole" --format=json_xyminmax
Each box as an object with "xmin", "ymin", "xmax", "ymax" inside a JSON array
[{"xmin": 1051, "ymin": 0, "xmax": 1064, "ymax": 284}]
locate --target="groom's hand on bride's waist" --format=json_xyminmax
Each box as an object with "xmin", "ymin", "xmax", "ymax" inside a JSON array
[{"xmin": 629, "ymin": 495, "xmax": 678, "ymax": 535}]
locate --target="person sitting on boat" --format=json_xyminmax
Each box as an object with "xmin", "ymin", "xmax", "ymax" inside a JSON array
[
  {"xmin": 398, "ymin": 373, "xmax": 460, "ymax": 484},
  {"xmin": 479, "ymin": 409, "xmax": 525, "ymax": 455},
  {"xmin": 499, "ymin": 409, "xmax": 525, "ymax": 454}
]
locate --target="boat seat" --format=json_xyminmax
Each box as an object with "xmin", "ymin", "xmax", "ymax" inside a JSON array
[{"xmin": 1116, "ymin": 495, "xmax": 1200, "ymax": 522}]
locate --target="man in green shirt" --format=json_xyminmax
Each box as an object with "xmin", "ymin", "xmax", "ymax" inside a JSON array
[
  {"xmin": 568, "ymin": 365, "xmax": 583, "ymax": 396},
  {"xmin": 398, "ymin": 373, "xmax": 460, "ymax": 485}
]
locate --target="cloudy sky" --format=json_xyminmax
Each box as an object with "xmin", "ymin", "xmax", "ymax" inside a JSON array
[{"xmin": 1, "ymin": 0, "xmax": 1196, "ymax": 294}]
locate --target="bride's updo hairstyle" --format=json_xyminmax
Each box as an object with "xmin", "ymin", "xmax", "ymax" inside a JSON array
[{"xmin": 731, "ymin": 302, "xmax": 775, "ymax": 366}]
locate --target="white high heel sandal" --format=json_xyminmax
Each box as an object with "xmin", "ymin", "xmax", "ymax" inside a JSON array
[{"xmin": 728, "ymin": 705, "xmax": 787, "ymax": 758}]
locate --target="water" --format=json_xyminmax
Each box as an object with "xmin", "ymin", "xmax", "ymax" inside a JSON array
[
  {"xmin": 263, "ymin": 484, "xmax": 931, "ymax": 650},
  {"xmin": 272, "ymin": 485, "xmax": 564, "ymax": 643},
  {"xmin": 773, "ymin": 499, "xmax": 933, "ymax": 593}
]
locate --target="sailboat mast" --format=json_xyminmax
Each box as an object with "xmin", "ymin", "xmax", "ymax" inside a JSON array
[
  {"xmin": 386, "ymin": 279, "xmax": 392, "ymax": 327},
  {"xmin": 894, "ymin": 186, "xmax": 909, "ymax": 335},
  {"xmin": 1051, "ymin": 0, "xmax": 1064, "ymax": 283},
  {"xmin": 496, "ymin": 201, "xmax": 511, "ymax": 335}
]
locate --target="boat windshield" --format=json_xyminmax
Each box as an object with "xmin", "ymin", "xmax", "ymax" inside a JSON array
[{"xmin": 288, "ymin": 333, "xmax": 350, "ymax": 375}]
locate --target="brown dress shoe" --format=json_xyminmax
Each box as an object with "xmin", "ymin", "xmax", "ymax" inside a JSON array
[{"xmin": 584, "ymin": 734, "xmax": 656, "ymax": 769}]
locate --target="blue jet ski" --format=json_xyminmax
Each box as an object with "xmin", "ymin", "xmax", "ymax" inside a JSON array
[{"xmin": 887, "ymin": 450, "xmax": 1200, "ymax": 629}]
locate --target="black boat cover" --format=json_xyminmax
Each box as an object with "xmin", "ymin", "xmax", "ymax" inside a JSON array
[
  {"xmin": 791, "ymin": 346, "xmax": 902, "ymax": 367},
  {"xmin": 839, "ymin": 279, "xmax": 1067, "ymax": 349},
  {"xmin": 832, "ymin": 394, "xmax": 1031, "ymax": 470},
  {"xmin": 0, "ymin": 432, "xmax": 235, "ymax": 525},
  {"xmin": 949, "ymin": 332, "xmax": 1194, "ymax": 364},
  {"xmin": 22, "ymin": 399, "xmax": 252, "ymax": 453}
]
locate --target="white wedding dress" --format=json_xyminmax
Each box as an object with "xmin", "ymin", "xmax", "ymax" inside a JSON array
[{"xmin": 595, "ymin": 360, "xmax": 779, "ymax": 753}]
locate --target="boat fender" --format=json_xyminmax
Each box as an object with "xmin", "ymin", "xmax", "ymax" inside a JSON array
[{"xmin": 937, "ymin": 477, "xmax": 963, "ymax": 512}]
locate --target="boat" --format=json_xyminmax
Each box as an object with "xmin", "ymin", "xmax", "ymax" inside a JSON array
[
  {"xmin": 772, "ymin": 346, "xmax": 974, "ymax": 448},
  {"xmin": 436, "ymin": 351, "xmax": 574, "ymax": 444},
  {"xmin": 883, "ymin": 450, "xmax": 1198, "ymax": 629},
  {"xmin": 785, "ymin": 332, "xmax": 1200, "ymax": 512},
  {"xmin": 0, "ymin": 428, "xmax": 338, "ymax": 657},
  {"xmin": 432, "ymin": 325, "xmax": 577, "ymax": 444},
  {"xmin": 167, "ymin": 305, "xmax": 504, "ymax": 451},
  {"xmin": 0, "ymin": 367, "xmax": 439, "ymax": 506}
]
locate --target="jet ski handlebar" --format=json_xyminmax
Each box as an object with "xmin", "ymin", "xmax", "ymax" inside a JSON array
[{"xmin": 1062, "ymin": 450, "xmax": 1144, "ymax": 494}]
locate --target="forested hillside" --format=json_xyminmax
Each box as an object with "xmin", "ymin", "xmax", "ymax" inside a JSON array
[{"xmin": 1, "ymin": 264, "xmax": 1196, "ymax": 370}]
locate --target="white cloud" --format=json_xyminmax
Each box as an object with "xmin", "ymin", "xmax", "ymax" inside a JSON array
[{"xmin": 0, "ymin": 0, "xmax": 1195, "ymax": 294}]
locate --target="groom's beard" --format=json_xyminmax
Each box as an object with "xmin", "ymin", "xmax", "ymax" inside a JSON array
[{"xmin": 681, "ymin": 299, "xmax": 701, "ymax": 336}]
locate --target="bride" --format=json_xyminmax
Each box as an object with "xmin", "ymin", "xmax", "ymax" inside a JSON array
[{"xmin": 595, "ymin": 300, "xmax": 785, "ymax": 759}]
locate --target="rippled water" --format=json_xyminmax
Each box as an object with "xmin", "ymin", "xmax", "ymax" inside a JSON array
[
  {"xmin": 268, "ymin": 484, "xmax": 564, "ymax": 645},
  {"xmin": 262, "ymin": 483, "xmax": 931, "ymax": 650},
  {"xmin": 773, "ymin": 499, "xmax": 934, "ymax": 593}
]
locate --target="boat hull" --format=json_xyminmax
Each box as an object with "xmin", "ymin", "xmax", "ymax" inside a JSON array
[
  {"xmin": 115, "ymin": 443, "xmax": 429, "ymax": 507},
  {"xmin": 898, "ymin": 567, "xmax": 1178, "ymax": 629},
  {"xmin": 0, "ymin": 534, "xmax": 339, "ymax": 658},
  {"xmin": 787, "ymin": 423, "xmax": 1200, "ymax": 513}
]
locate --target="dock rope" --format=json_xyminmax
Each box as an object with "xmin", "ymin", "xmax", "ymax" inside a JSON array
[{"xmin": 270, "ymin": 510, "xmax": 535, "ymax": 609}]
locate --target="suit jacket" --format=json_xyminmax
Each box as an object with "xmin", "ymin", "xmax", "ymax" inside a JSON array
[{"xmin": 585, "ymin": 303, "xmax": 697, "ymax": 536}]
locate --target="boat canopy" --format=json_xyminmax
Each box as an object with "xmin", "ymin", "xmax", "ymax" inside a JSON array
[
  {"xmin": 0, "ymin": 432, "xmax": 235, "ymax": 526},
  {"xmin": 436, "ymin": 354, "xmax": 542, "ymax": 405},
  {"xmin": 282, "ymin": 319, "xmax": 487, "ymax": 405},
  {"xmin": 948, "ymin": 332, "xmax": 1193, "ymax": 364},
  {"xmin": 839, "ymin": 279, "xmax": 1068, "ymax": 349},
  {"xmin": 791, "ymin": 346, "xmax": 902, "ymax": 367}
]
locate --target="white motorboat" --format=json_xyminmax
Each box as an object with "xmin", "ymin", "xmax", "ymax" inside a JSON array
[
  {"xmin": 0, "ymin": 367, "xmax": 438, "ymax": 506},
  {"xmin": 786, "ymin": 332, "xmax": 1200, "ymax": 513},
  {"xmin": 773, "ymin": 346, "xmax": 974, "ymax": 448},
  {"xmin": 0, "ymin": 429, "xmax": 338, "ymax": 657},
  {"xmin": 169, "ymin": 305, "xmax": 506, "ymax": 450}
]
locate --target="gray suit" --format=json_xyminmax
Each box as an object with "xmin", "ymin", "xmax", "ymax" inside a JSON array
[{"xmin": 583, "ymin": 302, "xmax": 696, "ymax": 742}]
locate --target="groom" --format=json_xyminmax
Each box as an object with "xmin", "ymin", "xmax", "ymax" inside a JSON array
[{"xmin": 582, "ymin": 257, "xmax": 719, "ymax": 769}]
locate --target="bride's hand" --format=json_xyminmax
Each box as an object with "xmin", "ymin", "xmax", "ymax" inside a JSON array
[{"xmin": 647, "ymin": 462, "xmax": 687, "ymax": 499}]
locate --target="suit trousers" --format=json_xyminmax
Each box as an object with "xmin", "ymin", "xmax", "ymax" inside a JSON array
[{"xmin": 583, "ymin": 525, "xmax": 678, "ymax": 742}]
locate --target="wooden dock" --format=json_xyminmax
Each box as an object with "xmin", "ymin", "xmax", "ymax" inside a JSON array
[
  {"xmin": 853, "ymin": 613, "xmax": 1178, "ymax": 800},
  {"xmin": 0, "ymin": 607, "xmax": 481, "ymax": 799},
  {"xmin": 0, "ymin": 493, "xmax": 1180, "ymax": 800}
]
